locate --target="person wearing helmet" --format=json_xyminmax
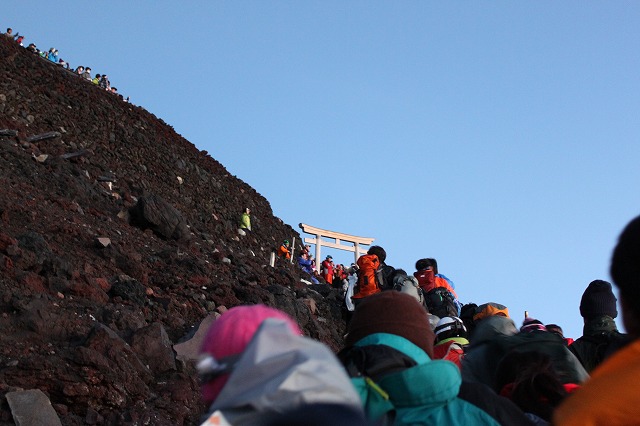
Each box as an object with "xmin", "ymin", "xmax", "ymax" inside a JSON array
[
  {"xmin": 433, "ymin": 316, "xmax": 469, "ymax": 368},
  {"xmin": 277, "ymin": 240, "xmax": 291, "ymax": 260}
]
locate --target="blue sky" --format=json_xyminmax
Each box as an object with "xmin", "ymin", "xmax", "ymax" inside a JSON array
[{"xmin": 5, "ymin": 2, "xmax": 640, "ymax": 339}]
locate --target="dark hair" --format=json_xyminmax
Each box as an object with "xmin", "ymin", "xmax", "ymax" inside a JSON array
[
  {"xmin": 415, "ymin": 258, "xmax": 431, "ymax": 271},
  {"xmin": 495, "ymin": 351, "xmax": 568, "ymax": 421},
  {"xmin": 427, "ymin": 258, "xmax": 439, "ymax": 274},
  {"xmin": 545, "ymin": 324, "xmax": 564, "ymax": 338},
  {"xmin": 389, "ymin": 269, "xmax": 408, "ymax": 288},
  {"xmin": 367, "ymin": 245, "xmax": 386, "ymax": 263},
  {"xmin": 459, "ymin": 303, "xmax": 478, "ymax": 335},
  {"xmin": 611, "ymin": 215, "xmax": 640, "ymax": 322}
]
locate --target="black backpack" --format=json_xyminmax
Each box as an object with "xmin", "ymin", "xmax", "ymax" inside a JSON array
[{"xmin": 424, "ymin": 287, "xmax": 458, "ymax": 318}]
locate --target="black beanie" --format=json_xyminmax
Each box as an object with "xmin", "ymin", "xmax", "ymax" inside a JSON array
[{"xmin": 579, "ymin": 280, "xmax": 617, "ymax": 319}]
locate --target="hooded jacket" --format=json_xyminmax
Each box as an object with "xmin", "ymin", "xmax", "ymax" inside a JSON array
[
  {"xmin": 239, "ymin": 212, "xmax": 251, "ymax": 230},
  {"xmin": 342, "ymin": 333, "xmax": 500, "ymax": 426},
  {"xmin": 462, "ymin": 316, "xmax": 589, "ymax": 389},
  {"xmin": 200, "ymin": 319, "xmax": 363, "ymax": 425},
  {"xmin": 569, "ymin": 315, "xmax": 629, "ymax": 373}
]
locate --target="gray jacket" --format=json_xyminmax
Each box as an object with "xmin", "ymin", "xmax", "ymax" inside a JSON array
[{"xmin": 200, "ymin": 319, "xmax": 363, "ymax": 425}]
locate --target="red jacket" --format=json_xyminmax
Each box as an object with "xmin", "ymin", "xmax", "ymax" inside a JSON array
[
  {"xmin": 321, "ymin": 260, "xmax": 334, "ymax": 284},
  {"xmin": 433, "ymin": 337, "xmax": 469, "ymax": 369}
]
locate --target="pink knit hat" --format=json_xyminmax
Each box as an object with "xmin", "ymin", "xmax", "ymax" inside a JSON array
[{"xmin": 199, "ymin": 305, "xmax": 301, "ymax": 403}]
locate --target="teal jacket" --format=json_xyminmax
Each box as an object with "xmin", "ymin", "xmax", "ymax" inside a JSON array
[{"xmin": 349, "ymin": 333, "xmax": 500, "ymax": 426}]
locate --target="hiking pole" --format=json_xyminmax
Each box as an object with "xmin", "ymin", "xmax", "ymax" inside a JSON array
[{"xmin": 290, "ymin": 237, "xmax": 296, "ymax": 263}]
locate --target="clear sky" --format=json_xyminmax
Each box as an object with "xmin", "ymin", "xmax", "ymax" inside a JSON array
[{"xmin": 5, "ymin": 2, "xmax": 640, "ymax": 339}]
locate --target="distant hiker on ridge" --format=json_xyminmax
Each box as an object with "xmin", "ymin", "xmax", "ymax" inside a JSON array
[
  {"xmin": 239, "ymin": 207, "xmax": 251, "ymax": 233},
  {"xmin": 277, "ymin": 240, "xmax": 291, "ymax": 260}
]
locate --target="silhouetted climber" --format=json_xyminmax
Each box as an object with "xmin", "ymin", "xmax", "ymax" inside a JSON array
[
  {"xmin": 555, "ymin": 215, "xmax": 640, "ymax": 425},
  {"xmin": 569, "ymin": 280, "xmax": 628, "ymax": 373}
]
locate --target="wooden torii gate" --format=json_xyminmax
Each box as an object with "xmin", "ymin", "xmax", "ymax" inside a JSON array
[{"xmin": 299, "ymin": 223, "xmax": 374, "ymax": 272}]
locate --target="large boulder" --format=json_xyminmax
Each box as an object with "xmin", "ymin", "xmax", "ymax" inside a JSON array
[
  {"xmin": 6, "ymin": 389, "xmax": 62, "ymax": 426},
  {"xmin": 131, "ymin": 322, "xmax": 177, "ymax": 374},
  {"xmin": 128, "ymin": 193, "xmax": 190, "ymax": 241}
]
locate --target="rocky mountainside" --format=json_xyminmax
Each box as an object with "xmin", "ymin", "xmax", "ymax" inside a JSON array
[{"xmin": 0, "ymin": 37, "xmax": 346, "ymax": 425}]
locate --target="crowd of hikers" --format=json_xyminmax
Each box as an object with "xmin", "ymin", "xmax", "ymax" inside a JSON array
[
  {"xmin": 215, "ymin": 213, "xmax": 640, "ymax": 425},
  {"xmin": 3, "ymin": 26, "xmax": 129, "ymax": 102}
]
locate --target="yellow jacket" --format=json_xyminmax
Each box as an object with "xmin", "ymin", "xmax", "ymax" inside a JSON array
[{"xmin": 554, "ymin": 338, "xmax": 640, "ymax": 425}]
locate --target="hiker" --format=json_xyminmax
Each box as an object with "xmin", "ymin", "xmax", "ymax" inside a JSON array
[
  {"xmin": 473, "ymin": 302, "xmax": 510, "ymax": 323},
  {"xmin": 391, "ymin": 269, "xmax": 424, "ymax": 303},
  {"xmin": 239, "ymin": 207, "xmax": 251, "ymax": 233},
  {"xmin": 339, "ymin": 291, "xmax": 523, "ymax": 425},
  {"xmin": 277, "ymin": 240, "xmax": 291, "ymax": 259},
  {"xmin": 555, "ymin": 215, "xmax": 640, "ymax": 425},
  {"xmin": 462, "ymin": 311, "xmax": 588, "ymax": 391},
  {"xmin": 297, "ymin": 251, "xmax": 318, "ymax": 284},
  {"xmin": 343, "ymin": 264, "xmax": 358, "ymax": 323},
  {"xmin": 321, "ymin": 255, "xmax": 334, "ymax": 285},
  {"xmin": 368, "ymin": 245, "xmax": 395, "ymax": 290},
  {"xmin": 334, "ymin": 264, "xmax": 348, "ymax": 290},
  {"xmin": 3, "ymin": 28, "xmax": 15, "ymax": 39},
  {"xmin": 414, "ymin": 258, "xmax": 461, "ymax": 316},
  {"xmin": 462, "ymin": 314, "xmax": 518, "ymax": 386},
  {"xmin": 99, "ymin": 74, "xmax": 110, "ymax": 90},
  {"xmin": 568, "ymin": 279, "xmax": 629, "ymax": 373},
  {"xmin": 92, "ymin": 74, "xmax": 101, "ymax": 85},
  {"xmin": 545, "ymin": 323, "xmax": 574, "ymax": 345},
  {"xmin": 47, "ymin": 48, "xmax": 59, "ymax": 63},
  {"xmin": 82, "ymin": 67, "xmax": 92, "ymax": 80},
  {"xmin": 433, "ymin": 316, "xmax": 469, "ymax": 368},
  {"xmin": 350, "ymin": 246, "xmax": 395, "ymax": 307},
  {"xmin": 198, "ymin": 305, "xmax": 365, "ymax": 425},
  {"xmin": 75, "ymin": 65, "xmax": 85, "ymax": 75},
  {"xmin": 460, "ymin": 302, "xmax": 479, "ymax": 335},
  {"xmin": 413, "ymin": 258, "xmax": 458, "ymax": 296},
  {"xmin": 519, "ymin": 316, "xmax": 547, "ymax": 333},
  {"xmin": 495, "ymin": 350, "xmax": 576, "ymax": 424}
]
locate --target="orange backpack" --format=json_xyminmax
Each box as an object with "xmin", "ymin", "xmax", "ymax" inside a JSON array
[{"xmin": 352, "ymin": 254, "xmax": 382, "ymax": 299}]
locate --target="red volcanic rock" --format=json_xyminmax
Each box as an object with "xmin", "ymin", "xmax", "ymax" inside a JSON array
[{"xmin": 0, "ymin": 36, "xmax": 347, "ymax": 424}]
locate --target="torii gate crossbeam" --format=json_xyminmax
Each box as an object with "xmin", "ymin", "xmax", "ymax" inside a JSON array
[{"xmin": 298, "ymin": 223, "xmax": 374, "ymax": 272}]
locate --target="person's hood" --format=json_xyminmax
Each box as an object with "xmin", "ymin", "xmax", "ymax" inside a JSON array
[
  {"xmin": 469, "ymin": 315, "xmax": 518, "ymax": 345},
  {"xmin": 202, "ymin": 319, "xmax": 362, "ymax": 425},
  {"xmin": 378, "ymin": 356, "xmax": 461, "ymax": 408}
]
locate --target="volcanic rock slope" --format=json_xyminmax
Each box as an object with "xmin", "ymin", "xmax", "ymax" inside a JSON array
[{"xmin": 0, "ymin": 38, "xmax": 346, "ymax": 425}]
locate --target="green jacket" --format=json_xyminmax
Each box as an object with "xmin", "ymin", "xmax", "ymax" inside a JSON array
[
  {"xmin": 350, "ymin": 333, "xmax": 500, "ymax": 426},
  {"xmin": 240, "ymin": 213, "xmax": 251, "ymax": 230}
]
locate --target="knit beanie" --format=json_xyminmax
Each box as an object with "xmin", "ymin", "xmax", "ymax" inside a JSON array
[
  {"xmin": 579, "ymin": 280, "xmax": 617, "ymax": 319},
  {"xmin": 199, "ymin": 305, "xmax": 302, "ymax": 403},
  {"xmin": 520, "ymin": 317, "xmax": 547, "ymax": 333},
  {"xmin": 345, "ymin": 291, "xmax": 434, "ymax": 358}
]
